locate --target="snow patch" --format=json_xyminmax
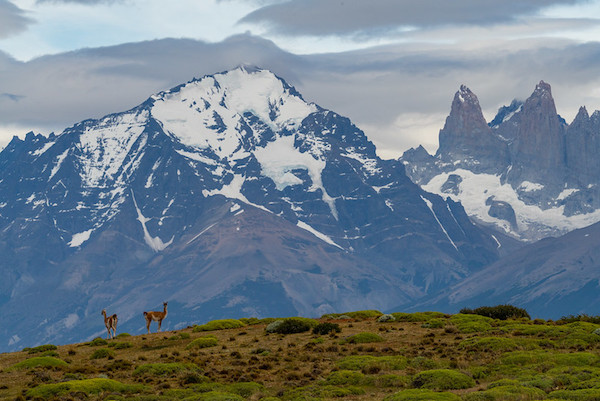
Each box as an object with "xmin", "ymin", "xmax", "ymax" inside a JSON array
[
  {"xmin": 32, "ymin": 141, "xmax": 55, "ymax": 156},
  {"xmin": 49, "ymin": 149, "xmax": 69, "ymax": 181},
  {"xmin": 423, "ymin": 169, "xmax": 600, "ymax": 240},
  {"xmin": 131, "ymin": 190, "xmax": 174, "ymax": 252},
  {"xmin": 254, "ymin": 135, "xmax": 338, "ymax": 219},
  {"xmin": 297, "ymin": 220, "xmax": 344, "ymax": 250},
  {"xmin": 557, "ymin": 188, "xmax": 579, "ymax": 201},
  {"xmin": 187, "ymin": 223, "xmax": 217, "ymax": 245},
  {"xmin": 68, "ymin": 229, "xmax": 94, "ymax": 247},
  {"xmin": 420, "ymin": 195, "xmax": 458, "ymax": 251},
  {"xmin": 519, "ymin": 181, "xmax": 544, "ymax": 192}
]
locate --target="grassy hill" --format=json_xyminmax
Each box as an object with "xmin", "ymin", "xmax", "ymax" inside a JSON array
[{"xmin": 3, "ymin": 309, "xmax": 600, "ymax": 400}]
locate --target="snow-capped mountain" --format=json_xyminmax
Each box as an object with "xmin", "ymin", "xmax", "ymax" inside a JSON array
[
  {"xmin": 0, "ymin": 66, "xmax": 501, "ymax": 351},
  {"xmin": 402, "ymin": 81, "xmax": 600, "ymax": 241}
]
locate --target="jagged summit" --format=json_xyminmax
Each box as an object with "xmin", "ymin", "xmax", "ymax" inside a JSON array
[{"xmin": 402, "ymin": 80, "xmax": 600, "ymax": 241}]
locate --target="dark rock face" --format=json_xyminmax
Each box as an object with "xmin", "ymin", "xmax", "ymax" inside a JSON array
[
  {"xmin": 0, "ymin": 67, "xmax": 501, "ymax": 351},
  {"xmin": 436, "ymin": 86, "xmax": 509, "ymax": 172},
  {"xmin": 402, "ymin": 80, "xmax": 600, "ymax": 241}
]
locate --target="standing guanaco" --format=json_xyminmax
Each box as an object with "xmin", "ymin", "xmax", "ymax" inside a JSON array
[
  {"xmin": 101, "ymin": 309, "xmax": 118, "ymax": 340},
  {"xmin": 143, "ymin": 302, "xmax": 168, "ymax": 333}
]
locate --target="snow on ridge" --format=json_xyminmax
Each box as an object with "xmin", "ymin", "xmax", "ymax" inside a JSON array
[
  {"xmin": 420, "ymin": 195, "xmax": 458, "ymax": 251},
  {"xmin": 78, "ymin": 110, "xmax": 149, "ymax": 188},
  {"xmin": 49, "ymin": 149, "xmax": 69, "ymax": 181},
  {"xmin": 68, "ymin": 229, "xmax": 94, "ymax": 247},
  {"xmin": 151, "ymin": 68, "xmax": 317, "ymax": 160},
  {"xmin": 131, "ymin": 190, "xmax": 173, "ymax": 252},
  {"xmin": 254, "ymin": 135, "xmax": 338, "ymax": 219},
  {"xmin": 202, "ymin": 174, "xmax": 271, "ymax": 214},
  {"xmin": 519, "ymin": 181, "xmax": 544, "ymax": 192},
  {"xmin": 32, "ymin": 141, "xmax": 55, "ymax": 157},
  {"xmin": 557, "ymin": 188, "xmax": 579, "ymax": 201},
  {"xmin": 423, "ymin": 169, "xmax": 600, "ymax": 240},
  {"xmin": 297, "ymin": 220, "xmax": 344, "ymax": 250}
]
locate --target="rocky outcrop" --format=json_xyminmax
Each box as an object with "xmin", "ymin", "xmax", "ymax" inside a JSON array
[{"xmin": 436, "ymin": 85, "xmax": 509, "ymax": 172}]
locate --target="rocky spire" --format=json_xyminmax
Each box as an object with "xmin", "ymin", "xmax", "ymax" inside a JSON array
[
  {"xmin": 509, "ymin": 80, "xmax": 566, "ymax": 184},
  {"xmin": 436, "ymin": 85, "xmax": 508, "ymax": 171}
]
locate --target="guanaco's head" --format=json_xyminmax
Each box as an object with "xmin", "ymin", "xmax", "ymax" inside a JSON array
[
  {"xmin": 101, "ymin": 309, "xmax": 106, "ymax": 316},
  {"xmin": 163, "ymin": 302, "xmax": 168, "ymax": 308}
]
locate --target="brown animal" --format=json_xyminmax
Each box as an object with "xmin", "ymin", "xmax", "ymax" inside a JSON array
[
  {"xmin": 101, "ymin": 309, "xmax": 118, "ymax": 340},
  {"xmin": 143, "ymin": 302, "xmax": 168, "ymax": 333}
]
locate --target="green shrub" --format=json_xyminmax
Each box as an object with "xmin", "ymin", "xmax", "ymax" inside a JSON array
[
  {"xmin": 313, "ymin": 322, "xmax": 341, "ymax": 335},
  {"xmin": 501, "ymin": 351, "xmax": 599, "ymax": 367},
  {"xmin": 391, "ymin": 312, "xmax": 448, "ymax": 322},
  {"xmin": 337, "ymin": 355, "xmax": 407, "ymax": 371},
  {"xmin": 340, "ymin": 332, "xmax": 384, "ymax": 344},
  {"xmin": 133, "ymin": 362, "xmax": 198, "ymax": 376},
  {"xmin": 89, "ymin": 337, "xmax": 109, "ymax": 346},
  {"xmin": 421, "ymin": 318, "xmax": 445, "ymax": 328},
  {"xmin": 90, "ymin": 348, "xmax": 113, "ymax": 359},
  {"xmin": 412, "ymin": 369, "xmax": 475, "ymax": 390},
  {"xmin": 116, "ymin": 332, "xmax": 131, "ymax": 338},
  {"xmin": 450, "ymin": 314, "xmax": 493, "ymax": 333},
  {"xmin": 460, "ymin": 305, "xmax": 530, "ymax": 320},
  {"xmin": 377, "ymin": 314, "xmax": 396, "ymax": 322},
  {"xmin": 266, "ymin": 317, "xmax": 317, "ymax": 334},
  {"xmin": 283, "ymin": 384, "xmax": 364, "ymax": 399},
  {"xmin": 193, "ymin": 319, "xmax": 246, "ymax": 332},
  {"xmin": 26, "ymin": 344, "xmax": 58, "ymax": 354},
  {"xmin": 186, "ymin": 336, "xmax": 218, "ymax": 349},
  {"xmin": 459, "ymin": 337, "xmax": 539, "ymax": 352},
  {"xmin": 558, "ymin": 314, "xmax": 600, "ymax": 325},
  {"xmin": 110, "ymin": 342, "xmax": 132, "ymax": 349},
  {"xmin": 409, "ymin": 356, "xmax": 439, "ymax": 370},
  {"xmin": 464, "ymin": 385, "xmax": 546, "ymax": 400},
  {"xmin": 9, "ymin": 356, "xmax": 68, "ymax": 370},
  {"xmin": 188, "ymin": 391, "xmax": 245, "ymax": 400},
  {"xmin": 324, "ymin": 370, "xmax": 370, "ymax": 386},
  {"xmin": 26, "ymin": 378, "xmax": 143, "ymax": 398},
  {"xmin": 383, "ymin": 389, "xmax": 461, "ymax": 401},
  {"xmin": 549, "ymin": 388, "xmax": 600, "ymax": 399}
]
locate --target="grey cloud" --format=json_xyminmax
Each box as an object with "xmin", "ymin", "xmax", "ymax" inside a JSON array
[
  {"xmin": 2, "ymin": 34, "xmax": 600, "ymax": 157},
  {"xmin": 0, "ymin": 0, "xmax": 34, "ymax": 39},
  {"xmin": 36, "ymin": 0, "xmax": 122, "ymax": 4},
  {"xmin": 240, "ymin": 0, "xmax": 587, "ymax": 37}
]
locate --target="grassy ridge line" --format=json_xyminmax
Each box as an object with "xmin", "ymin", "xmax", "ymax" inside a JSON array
[{"xmin": 1, "ymin": 311, "xmax": 600, "ymax": 400}]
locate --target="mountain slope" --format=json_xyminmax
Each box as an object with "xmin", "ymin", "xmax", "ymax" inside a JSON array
[
  {"xmin": 0, "ymin": 67, "xmax": 501, "ymax": 351},
  {"xmin": 420, "ymin": 221, "xmax": 600, "ymax": 319}
]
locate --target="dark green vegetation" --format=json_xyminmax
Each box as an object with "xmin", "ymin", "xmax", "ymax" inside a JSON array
[
  {"xmin": 3, "ymin": 310, "xmax": 600, "ymax": 400},
  {"xmin": 460, "ymin": 305, "xmax": 531, "ymax": 320}
]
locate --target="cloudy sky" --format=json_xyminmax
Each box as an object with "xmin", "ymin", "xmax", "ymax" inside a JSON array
[{"xmin": 1, "ymin": 0, "xmax": 600, "ymax": 158}]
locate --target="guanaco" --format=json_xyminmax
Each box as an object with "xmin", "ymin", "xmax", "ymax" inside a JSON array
[
  {"xmin": 143, "ymin": 302, "xmax": 168, "ymax": 333},
  {"xmin": 101, "ymin": 309, "xmax": 118, "ymax": 340}
]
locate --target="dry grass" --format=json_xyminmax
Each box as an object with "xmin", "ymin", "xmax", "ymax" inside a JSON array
[{"xmin": 0, "ymin": 314, "xmax": 599, "ymax": 400}]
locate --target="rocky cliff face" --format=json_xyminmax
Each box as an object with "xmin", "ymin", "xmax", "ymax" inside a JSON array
[
  {"xmin": 0, "ymin": 67, "xmax": 501, "ymax": 351},
  {"xmin": 402, "ymin": 81, "xmax": 600, "ymax": 241}
]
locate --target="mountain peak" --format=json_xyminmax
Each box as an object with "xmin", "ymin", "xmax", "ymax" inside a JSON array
[{"xmin": 456, "ymin": 84, "xmax": 479, "ymax": 105}]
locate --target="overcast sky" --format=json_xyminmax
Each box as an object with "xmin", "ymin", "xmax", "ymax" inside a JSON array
[{"xmin": 0, "ymin": 0, "xmax": 600, "ymax": 158}]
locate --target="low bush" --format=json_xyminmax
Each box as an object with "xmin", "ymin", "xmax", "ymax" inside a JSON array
[
  {"xmin": 25, "ymin": 344, "xmax": 57, "ymax": 354},
  {"xmin": 324, "ymin": 370, "xmax": 371, "ymax": 386},
  {"xmin": 558, "ymin": 314, "xmax": 600, "ymax": 325},
  {"xmin": 458, "ymin": 336, "xmax": 539, "ymax": 352},
  {"xmin": 133, "ymin": 362, "xmax": 198, "ymax": 376},
  {"xmin": 90, "ymin": 348, "xmax": 113, "ymax": 359},
  {"xmin": 464, "ymin": 384, "xmax": 546, "ymax": 400},
  {"xmin": 377, "ymin": 314, "xmax": 396, "ymax": 322},
  {"xmin": 450, "ymin": 314, "xmax": 493, "ymax": 333},
  {"xmin": 116, "ymin": 332, "xmax": 131, "ymax": 338},
  {"xmin": 9, "ymin": 356, "xmax": 68, "ymax": 370},
  {"xmin": 193, "ymin": 391, "xmax": 245, "ymax": 400},
  {"xmin": 337, "ymin": 355, "xmax": 407, "ymax": 371},
  {"xmin": 391, "ymin": 312, "xmax": 448, "ymax": 322},
  {"xmin": 384, "ymin": 389, "xmax": 461, "ymax": 401},
  {"xmin": 186, "ymin": 336, "xmax": 218, "ymax": 349},
  {"xmin": 460, "ymin": 304, "xmax": 530, "ymax": 320},
  {"xmin": 89, "ymin": 337, "xmax": 109, "ymax": 346},
  {"xmin": 340, "ymin": 332, "xmax": 384, "ymax": 344},
  {"xmin": 412, "ymin": 369, "xmax": 475, "ymax": 390},
  {"xmin": 26, "ymin": 378, "xmax": 143, "ymax": 398},
  {"xmin": 549, "ymin": 388, "xmax": 600, "ymax": 399},
  {"xmin": 313, "ymin": 322, "xmax": 341, "ymax": 335},
  {"xmin": 193, "ymin": 319, "xmax": 246, "ymax": 332},
  {"xmin": 284, "ymin": 384, "xmax": 365, "ymax": 399},
  {"xmin": 265, "ymin": 317, "xmax": 317, "ymax": 334}
]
